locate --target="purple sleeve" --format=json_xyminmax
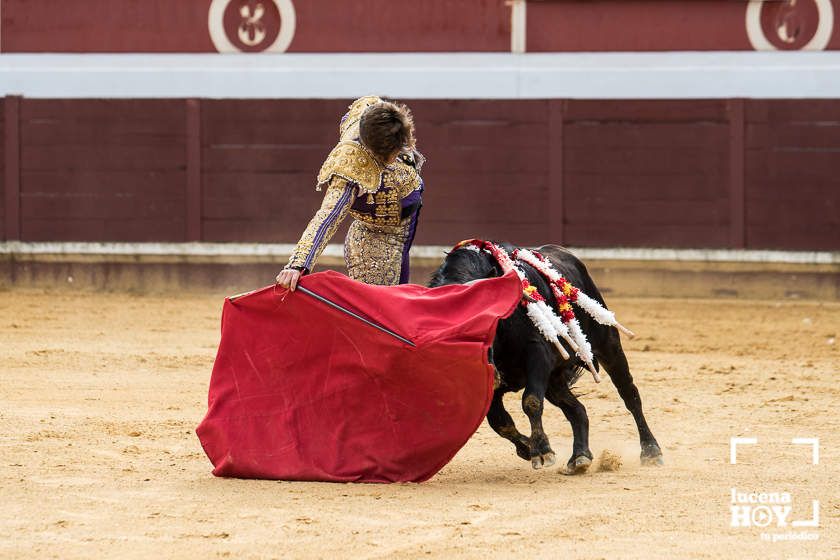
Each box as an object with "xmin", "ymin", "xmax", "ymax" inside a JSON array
[{"xmin": 398, "ymin": 187, "xmax": 424, "ymax": 284}]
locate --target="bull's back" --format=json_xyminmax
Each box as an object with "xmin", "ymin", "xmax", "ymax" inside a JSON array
[{"xmin": 536, "ymin": 244, "xmax": 606, "ymax": 307}]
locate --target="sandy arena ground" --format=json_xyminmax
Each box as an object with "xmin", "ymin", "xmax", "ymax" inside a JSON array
[{"xmin": 1, "ymin": 289, "xmax": 838, "ymax": 559}]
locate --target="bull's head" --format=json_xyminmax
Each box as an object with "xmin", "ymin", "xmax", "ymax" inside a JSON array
[{"xmin": 428, "ymin": 247, "xmax": 502, "ymax": 288}]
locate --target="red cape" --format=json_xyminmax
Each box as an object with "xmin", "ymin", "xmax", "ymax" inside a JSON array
[{"xmin": 196, "ymin": 270, "xmax": 521, "ymax": 483}]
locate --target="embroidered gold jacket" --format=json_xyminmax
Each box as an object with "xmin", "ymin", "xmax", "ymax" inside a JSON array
[{"xmin": 287, "ymin": 96, "xmax": 424, "ymax": 275}]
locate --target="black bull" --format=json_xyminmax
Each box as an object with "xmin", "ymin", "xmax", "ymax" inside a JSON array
[{"xmin": 429, "ymin": 244, "xmax": 663, "ymax": 473}]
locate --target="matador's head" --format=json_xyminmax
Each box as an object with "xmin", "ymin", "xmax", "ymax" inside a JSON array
[{"xmin": 339, "ymin": 96, "xmax": 382, "ymax": 141}]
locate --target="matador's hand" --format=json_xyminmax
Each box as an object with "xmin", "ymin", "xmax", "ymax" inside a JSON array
[{"xmin": 276, "ymin": 268, "xmax": 302, "ymax": 292}]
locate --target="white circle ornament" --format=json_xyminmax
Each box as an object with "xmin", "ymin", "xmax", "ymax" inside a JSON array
[
  {"xmin": 208, "ymin": 0, "xmax": 296, "ymax": 53},
  {"xmin": 746, "ymin": 0, "xmax": 834, "ymax": 51}
]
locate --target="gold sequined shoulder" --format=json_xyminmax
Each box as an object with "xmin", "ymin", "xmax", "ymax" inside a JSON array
[{"xmin": 317, "ymin": 141, "xmax": 383, "ymax": 195}]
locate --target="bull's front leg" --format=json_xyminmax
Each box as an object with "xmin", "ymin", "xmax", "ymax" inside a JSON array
[
  {"xmin": 546, "ymin": 373, "xmax": 593, "ymax": 475},
  {"xmin": 487, "ymin": 390, "xmax": 531, "ymax": 462},
  {"xmin": 522, "ymin": 344, "xmax": 555, "ymax": 469}
]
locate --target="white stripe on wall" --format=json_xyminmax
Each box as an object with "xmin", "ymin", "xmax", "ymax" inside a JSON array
[
  {"xmin": 2, "ymin": 52, "xmax": 840, "ymax": 99},
  {"xmin": 1, "ymin": 242, "xmax": 837, "ymax": 265},
  {"xmin": 510, "ymin": 0, "xmax": 527, "ymax": 54}
]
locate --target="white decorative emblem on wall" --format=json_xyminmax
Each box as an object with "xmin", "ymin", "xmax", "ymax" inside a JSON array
[
  {"xmin": 209, "ymin": 0, "xmax": 296, "ymax": 53},
  {"xmin": 746, "ymin": 0, "xmax": 834, "ymax": 51}
]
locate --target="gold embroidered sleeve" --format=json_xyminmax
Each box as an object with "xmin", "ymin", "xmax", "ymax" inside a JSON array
[{"xmin": 287, "ymin": 178, "xmax": 356, "ymax": 272}]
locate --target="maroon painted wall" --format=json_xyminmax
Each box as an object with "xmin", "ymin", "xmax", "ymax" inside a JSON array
[
  {"xmin": 528, "ymin": 0, "xmax": 840, "ymax": 52},
  {"xmin": 200, "ymin": 100, "xmax": 346, "ymax": 242},
  {"xmin": 1, "ymin": 97, "xmax": 838, "ymax": 251},
  {"xmin": 2, "ymin": 1, "xmax": 212, "ymax": 53},
  {"xmin": 411, "ymin": 101, "xmax": 553, "ymax": 245},
  {"xmin": 746, "ymin": 101, "xmax": 840, "ymax": 249},
  {"xmin": 0, "ymin": 0, "xmax": 509, "ymax": 53},
  {"xmin": 1, "ymin": 98, "xmax": 5, "ymax": 237},
  {"xmin": 2, "ymin": 0, "xmax": 839, "ymax": 53},
  {"xmin": 529, "ymin": 1, "xmax": 749, "ymax": 52},
  {"xmin": 17, "ymin": 100, "xmax": 187, "ymax": 241},
  {"xmin": 0, "ymin": 98, "xmax": 6, "ymax": 239},
  {"xmin": 562, "ymin": 100, "xmax": 732, "ymax": 248}
]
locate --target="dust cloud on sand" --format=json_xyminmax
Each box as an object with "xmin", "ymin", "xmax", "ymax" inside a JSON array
[
  {"xmin": 1, "ymin": 291, "xmax": 838, "ymax": 559},
  {"xmin": 596, "ymin": 449, "xmax": 623, "ymax": 472}
]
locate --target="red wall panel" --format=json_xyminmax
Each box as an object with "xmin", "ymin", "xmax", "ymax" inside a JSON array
[
  {"xmin": 18, "ymin": 100, "xmax": 187, "ymax": 242},
  {"xmin": 1, "ymin": 0, "xmax": 509, "ymax": 53},
  {"xmin": 291, "ymin": 0, "xmax": 509, "ymax": 52},
  {"xmin": 529, "ymin": 1, "xmax": 749, "ymax": 52},
  {"xmin": 5, "ymin": 97, "xmax": 839, "ymax": 251},
  {"xmin": 409, "ymin": 100, "xmax": 551, "ymax": 246},
  {"xmin": 4, "ymin": 0, "xmax": 839, "ymax": 53},
  {"xmin": 0, "ymin": 99, "xmax": 5, "ymax": 240},
  {"xmin": 2, "ymin": 97, "xmax": 20, "ymax": 242},
  {"xmin": 745, "ymin": 100, "xmax": 840, "ymax": 250},
  {"xmin": 200, "ymin": 99, "xmax": 346, "ymax": 242},
  {"xmin": 2, "ymin": 1, "xmax": 213, "ymax": 53},
  {"xmin": 562, "ymin": 100, "xmax": 731, "ymax": 248},
  {"xmin": 528, "ymin": 0, "xmax": 840, "ymax": 52}
]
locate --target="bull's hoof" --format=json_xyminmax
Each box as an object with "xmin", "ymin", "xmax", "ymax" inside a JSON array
[
  {"xmin": 560, "ymin": 455, "xmax": 592, "ymax": 476},
  {"xmin": 641, "ymin": 453, "xmax": 664, "ymax": 466},
  {"xmin": 530, "ymin": 452, "xmax": 556, "ymax": 470},
  {"xmin": 641, "ymin": 442, "xmax": 664, "ymax": 466}
]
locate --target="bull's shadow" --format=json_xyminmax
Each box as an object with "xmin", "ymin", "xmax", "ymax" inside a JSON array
[{"xmin": 429, "ymin": 243, "xmax": 663, "ymax": 474}]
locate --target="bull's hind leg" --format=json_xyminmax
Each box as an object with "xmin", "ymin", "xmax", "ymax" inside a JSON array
[
  {"xmin": 487, "ymin": 390, "xmax": 531, "ymax": 461},
  {"xmin": 596, "ymin": 331, "xmax": 663, "ymax": 465},
  {"xmin": 546, "ymin": 373, "xmax": 593, "ymax": 475},
  {"xmin": 521, "ymin": 345, "xmax": 556, "ymax": 470}
]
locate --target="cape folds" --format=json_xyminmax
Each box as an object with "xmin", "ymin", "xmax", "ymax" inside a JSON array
[{"xmin": 196, "ymin": 270, "xmax": 521, "ymax": 483}]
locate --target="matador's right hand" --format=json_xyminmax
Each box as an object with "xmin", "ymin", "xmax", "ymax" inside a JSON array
[{"xmin": 276, "ymin": 268, "xmax": 302, "ymax": 292}]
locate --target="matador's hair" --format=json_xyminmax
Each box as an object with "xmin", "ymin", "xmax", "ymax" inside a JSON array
[{"xmin": 359, "ymin": 101, "xmax": 415, "ymax": 161}]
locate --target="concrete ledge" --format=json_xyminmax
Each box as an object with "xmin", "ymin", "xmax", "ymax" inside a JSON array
[
  {"xmin": 1, "ymin": 243, "xmax": 837, "ymax": 300},
  {"xmin": 584, "ymin": 259, "xmax": 838, "ymax": 301},
  {"xmin": 4, "ymin": 52, "xmax": 840, "ymax": 99},
  {"xmin": 1, "ymin": 242, "xmax": 837, "ymax": 264}
]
